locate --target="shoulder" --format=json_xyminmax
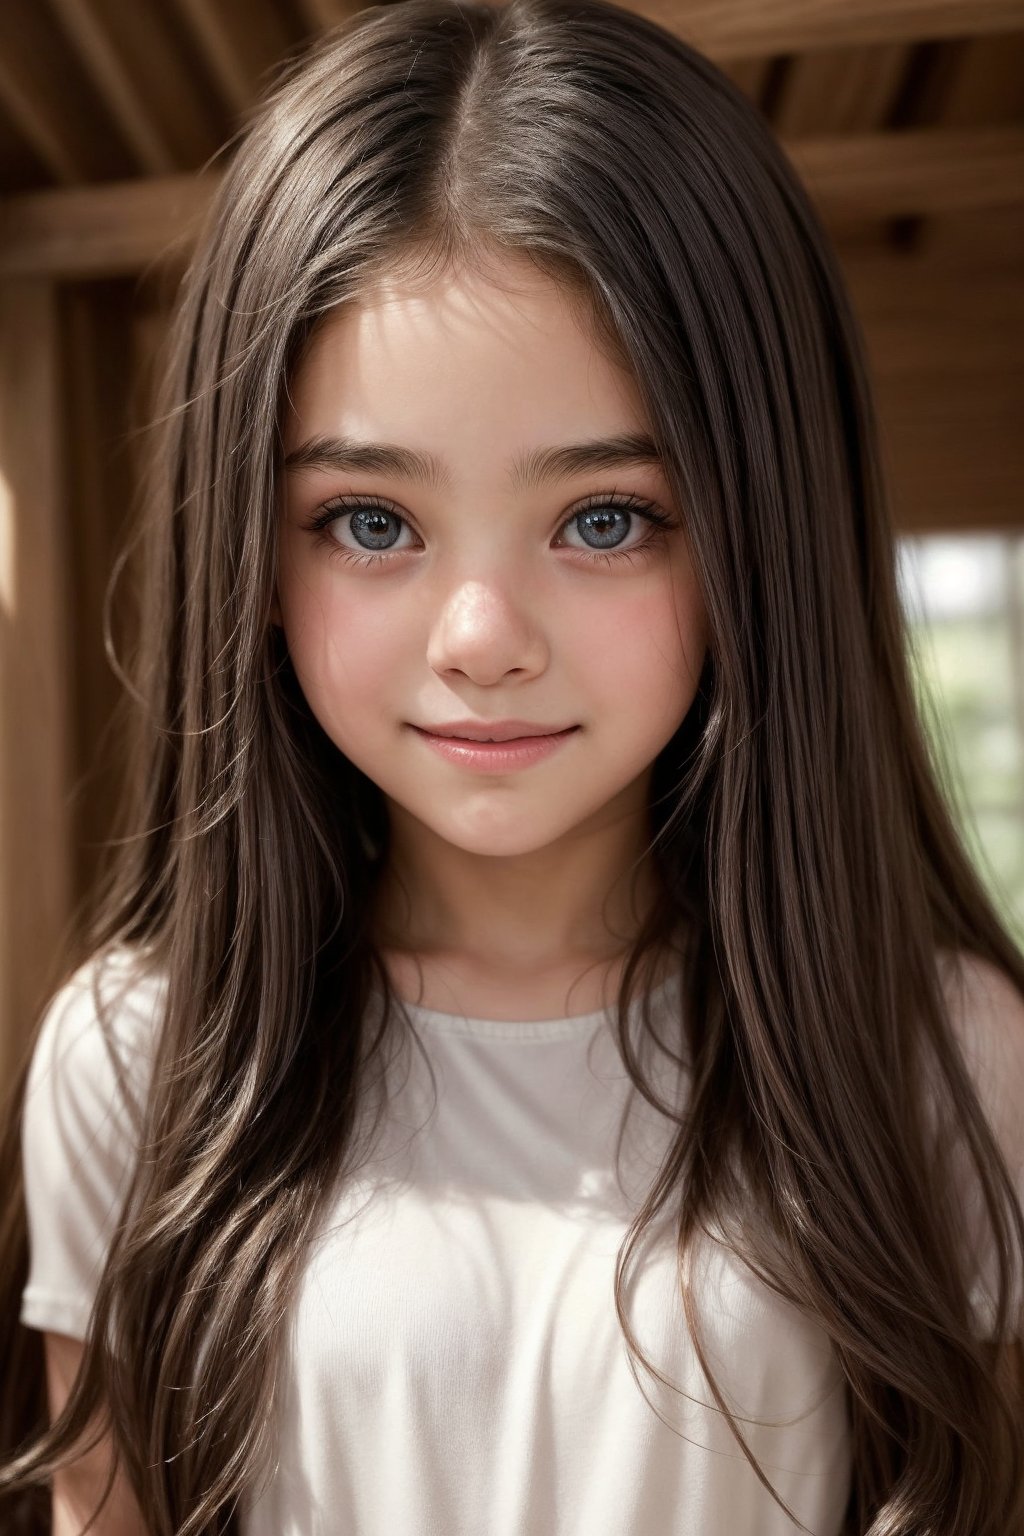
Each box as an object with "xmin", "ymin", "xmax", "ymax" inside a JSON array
[
  {"xmin": 24, "ymin": 942, "xmax": 168, "ymax": 1147},
  {"xmin": 19, "ymin": 943, "xmax": 168, "ymax": 1339},
  {"xmin": 935, "ymin": 946, "xmax": 1024, "ymax": 1163},
  {"xmin": 937, "ymin": 946, "xmax": 1024, "ymax": 1041},
  {"xmin": 933, "ymin": 947, "xmax": 1024, "ymax": 1335}
]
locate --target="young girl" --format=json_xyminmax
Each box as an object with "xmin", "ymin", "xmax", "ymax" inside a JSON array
[{"xmin": 2, "ymin": 0, "xmax": 1022, "ymax": 1531}]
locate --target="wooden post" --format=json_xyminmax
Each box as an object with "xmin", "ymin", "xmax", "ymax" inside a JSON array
[{"xmin": 0, "ymin": 277, "xmax": 74, "ymax": 1090}]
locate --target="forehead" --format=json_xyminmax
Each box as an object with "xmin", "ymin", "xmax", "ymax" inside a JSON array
[{"xmin": 281, "ymin": 258, "xmax": 651, "ymax": 459}]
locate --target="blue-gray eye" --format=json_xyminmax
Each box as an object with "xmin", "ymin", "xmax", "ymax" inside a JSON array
[{"xmin": 304, "ymin": 490, "xmax": 676, "ymax": 567}]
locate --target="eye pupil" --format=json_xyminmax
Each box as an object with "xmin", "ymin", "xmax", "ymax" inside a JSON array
[
  {"xmin": 351, "ymin": 507, "xmax": 400, "ymax": 550},
  {"xmin": 578, "ymin": 507, "xmax": 629, "ymax": 549}
]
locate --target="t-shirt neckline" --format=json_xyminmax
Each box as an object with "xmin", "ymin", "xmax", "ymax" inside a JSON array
[{"xmin": 380, "ymin": 970, "xmax": 679, "ymax": 1041}]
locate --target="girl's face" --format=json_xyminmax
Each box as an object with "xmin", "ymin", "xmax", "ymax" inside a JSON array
[{"xmin": 275, "ymin": 254, "xmax": 708, "ymax": 867}]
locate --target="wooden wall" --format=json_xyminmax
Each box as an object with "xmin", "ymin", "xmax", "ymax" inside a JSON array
[{"xmin": 0, "ymin": 267, "xmax": 171, "ymax": 1087}]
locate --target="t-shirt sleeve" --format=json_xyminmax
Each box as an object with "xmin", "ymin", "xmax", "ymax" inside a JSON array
[
  {"xmin": 19, "ymin": 946, "xmax": 165, "ymax": 1340},
  {"xmin": 936, "ymin": 948, "xmax": 1024, "ymax": 1340}
]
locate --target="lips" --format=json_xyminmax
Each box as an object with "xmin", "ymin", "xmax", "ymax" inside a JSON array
[
  {"xmin": 414, "ymin": 722, "xmax": 578, "ymax": 743},
  {"xmin": 437, "ymin": 730, "xmax": 561, "ymax": 742},
  {"xmin": 413, "ymin": 724, "xmax": 579, "ymax": 771},
  {"xmin": 441, "ymin": 731, "xmax": 574, "ymax": 743}
]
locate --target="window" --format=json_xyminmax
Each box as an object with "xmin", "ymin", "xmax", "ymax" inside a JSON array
[{"xmin": 898, "ymin": 534, "xmax": 1024, "ymax": 948}]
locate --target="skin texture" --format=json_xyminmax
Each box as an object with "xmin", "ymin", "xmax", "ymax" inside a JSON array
[
  {"xmin": 274, "ymin": 252, "xmax": 709, "ymax": 1018},
  {"xmin": 43, "ymin": 1332, "xmax": 144, "ymax": 1536}
]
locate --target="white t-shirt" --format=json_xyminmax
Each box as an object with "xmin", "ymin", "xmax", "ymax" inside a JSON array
[{"xmin": 19, "ymin": 944, "xmax": 1024, "ymax": 1535}]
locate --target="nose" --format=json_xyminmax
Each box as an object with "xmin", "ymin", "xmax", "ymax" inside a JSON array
[{"xmin": 425, "ymin": 578, "xmax": 548, "ymax": 685}]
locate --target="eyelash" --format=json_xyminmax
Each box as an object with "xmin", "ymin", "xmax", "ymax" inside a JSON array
[{"xmin": 303, "ymin": 491, "xmax": 676, "ymax": 570}]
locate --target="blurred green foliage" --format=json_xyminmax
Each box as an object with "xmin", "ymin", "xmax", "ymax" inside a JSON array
[{"xmin": 901, "ymin": 542, "xmax": 1024, "ymax": 951}]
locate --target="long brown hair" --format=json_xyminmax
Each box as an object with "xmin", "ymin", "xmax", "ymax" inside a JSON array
[{"xmin": 2, "ymin": 1, "xmax": 1022, "ymax": 1530}]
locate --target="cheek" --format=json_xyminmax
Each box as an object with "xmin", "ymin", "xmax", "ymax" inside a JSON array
[
  {"xmin": 574, "ymin": 576, "xmax": 706, "ymax": 724},
  {"xmin": 279, "ymin": 570, "xmax": 406, "ymax": 747}
]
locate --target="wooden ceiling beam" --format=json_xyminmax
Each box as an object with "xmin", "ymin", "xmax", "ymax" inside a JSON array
[
  {"xmin": 0, "ymin": 171, "xmax": 215, "ymax": 279},
  {"xmin": 647, "ymin": 0, "xmax": 1024, "ymax": 60},
  {"xmin": 842, "ymin": 213, "xmax": 1023, "ymax": 532},
  {"xmin": 46, "ymin": 0, "xmax": 178, "ymax": 176},
  {"xmin": 719, "ymin": 56, "xmax": 774, "ymax": 109},
  {"xmin": 293, "ymin": 0, "xmax": 1024, "ymax": 54},
  {"xmin": 1, "ymin": 125, "xmax": 1023, "ymax": 279},
  {"xmin": 169, "ymin": 0, "xmax": 252, "ymax": 118},
  {"xmin": 786, "ymin": 124, "xmax": 1024, "ymax": 219},
  {"xmin": 75, "ymin": 0, "xmax": 227, "ymax": 171},
  {"xmin": 169, "ymin": 0, "xmax": 303, "ymax": 121},
  {"xmin": 291, "ymin": 0, "xmax": 365, "ymax": 32},
  {"xmin": 0, "ymin": 0, "xmax": 130, "ymax": 185},
  {"xmin": 770, "ymin": 44, "xmax": 911, "ymax": 137},
  {"xmin": 0, "ymin": 54, "xmax": 82, "ymax": 187}
]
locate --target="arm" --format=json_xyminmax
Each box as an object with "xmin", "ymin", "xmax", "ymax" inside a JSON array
[{"xmin": 43, "ymin": 1331, "xmax": 147, "ymax": 1536}]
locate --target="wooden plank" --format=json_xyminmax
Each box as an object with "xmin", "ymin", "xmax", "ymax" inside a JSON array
[
  {"xmin": 60, "ymin": 282, "xmax": 144, "ymax": 909},
  {"xmin": 3, "ymin": 124, "xmax": 1023, "ymax": 279},
  {"xmin": 296, "ymin": 0, "xmax": 1024, "ymax": 52},
  {"xmin": 0, "ymin": 0, "xmax": 135, "ymax": 185},
  {"xmin": 169, "ymin": 0, "xmax": 304, "ymax": 118},
  {"xmin": 938, "ymin": 31, "xmax": 1024, "ymax": 123},
  {"xmin": 0, "ymin": 171, "xmax": 215, "ymax": 279},
  {"xmin": 0, "ymin": 57, "xmax": 80, "ymax": 187},
  {"xmin": 879, "ymin": 372, "xmax": 1023, "ymax": 532},
  {"xmin": 0, "ymin": 278, "xmax": 75, "ymax": 1089},
  {"xmin": 292, "ymin": 0, "xmax": 366, "ymax": 31},
  {"xmin": 786, "ymin": 125, "xmax": 1024, "ymax": 219},
  {"xmin": 80, "ymin": 0, "xmax": 227, "ymax": 171},
  {"xmin": 0, "ymin": 96, "xmax": 64, "ymax": 196},
  {"xmin": 643, "ymin": 0, "xmax": 1024, "ymax": 60},
  {"xmin": 46, "ymin": 0, "xmax": 178, "ymax": 175},
  {"xmin": 841, "ymin": 207, "xmax": 1024, "ymax": 532},
  {"xmin": 771, "ymin": 43, "xmax": 911, "ymax": 135},
  {"xmin": 719, "ymin": 56, "xmax": 774, "ymax": 107}
]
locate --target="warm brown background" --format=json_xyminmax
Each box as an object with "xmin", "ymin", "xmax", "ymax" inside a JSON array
[{"xmin": 1, "ymin": 0, "xmax": 1022, "ymax": 1084}]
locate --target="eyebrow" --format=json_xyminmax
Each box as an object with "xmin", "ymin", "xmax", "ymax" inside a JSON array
[{"xmin": 282, "ymin": 431, "xmax": 663, "ymax": 494}]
